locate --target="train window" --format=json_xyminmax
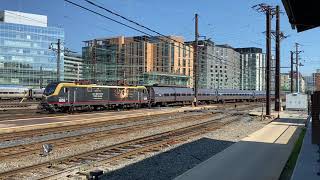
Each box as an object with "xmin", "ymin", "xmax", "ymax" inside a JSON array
[
  {"xmin": 176, "ymin": 94, "xmax": 180, "ymax": 96},
  {"xmin": 164, "ymin": 93, "xmax": 169, "ymax": 96},
  {"xmin": 87, "ymin": 87, "xmax": 92, "ymax": 92},
  {"xmin": 170, "ymin": 93, "xmax": 175, "ymax": 96}
]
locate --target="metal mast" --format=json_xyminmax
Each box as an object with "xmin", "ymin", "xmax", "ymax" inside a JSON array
[{"xmin": 194, "ymin": 13, "xmax": 199, "ymax": 107}]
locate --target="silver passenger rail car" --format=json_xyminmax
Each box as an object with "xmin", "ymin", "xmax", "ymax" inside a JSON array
[
  {"xmin": 148, "ymin": 86, "xmax": 176, "ymax": 106},
  {"xmin": 198, "ymin": 89, "xmax": 218, "ymax": 103},
  {"xmin": 0, "ymin": 87, "xmax": 29, "ymax": 100},
  {"xmin": 28, "ymin": 88, "xmax": 45, "ymax": 100},
  {"xmin": 217, "ymin": 89, "xmax": 254, "ymax": 102},
  {"xmin": 174, "ymin": 87, "xmax": 193, "ymax": 105}
]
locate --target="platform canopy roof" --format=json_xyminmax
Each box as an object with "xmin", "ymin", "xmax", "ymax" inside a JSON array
[{"xmin": 282, "ymin": 0, "xmax": 320, "ymax": 32}]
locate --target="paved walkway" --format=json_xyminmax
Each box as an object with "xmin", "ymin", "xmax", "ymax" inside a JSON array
[
  {"xmin": 175, "ymin": 111, "xmax": 307, "ymax": 180},
  {"xmin": 291, "ymin": 117, "xmax": 320, "ymax": 180}
]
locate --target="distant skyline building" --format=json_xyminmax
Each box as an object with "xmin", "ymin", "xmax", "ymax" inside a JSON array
[
  {"xmin": 312, "ymin": 69, "xmax": 320, "ymax": 91},
  {"xmin": 214, "ymin": 44, "xmax": 240, "ymax": 89},
  {"xmin": 64, "ymin": 51, "xmax": 83, "ymax": 82},
  {"xmin": 187, "ymin": 40, "xmax": 240, "ymax": 89},
  {"xmin": 0, "ymin": 10, "xmax": 64, "ymax": 88},
  {"xmin": 280, "ymin": 73, "xmax": 291, "ymax": 92},
  {"xmin": 289, "ymin": 71, "xmax": 306, "ymax": 93},
  {"xmin": 235, "ymin": 47, "xmax": 266, "ymax": 91},
  {"xmin": 304, "ymin": 75, "xmax": 314, "ymax": 93},
  {"xmin": 82, "ymin": 35, "xmax": 193, "ymax": 87}
]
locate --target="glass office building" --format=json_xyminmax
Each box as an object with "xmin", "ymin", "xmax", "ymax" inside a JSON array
[{"xmin": 0, "ymin": 10, "xmax": 64, "ymax": 88}]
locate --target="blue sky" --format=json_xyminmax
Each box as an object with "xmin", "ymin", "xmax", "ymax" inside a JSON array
[{"xmin": 2, "ymin": 0, "xmax": 320, "ymax": 76}]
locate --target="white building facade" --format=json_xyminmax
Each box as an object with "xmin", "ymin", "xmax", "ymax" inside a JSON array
[
  {"xmin": 64, "ymin": 52, "xmax": 83, "ymax": 81},
  {"xmin": 236, "ymin": 47, "xmax": 266, "ymax": 91},
  {"xmin": 187, "ymin": 40, "xmax": 240, "ymax": 90}
]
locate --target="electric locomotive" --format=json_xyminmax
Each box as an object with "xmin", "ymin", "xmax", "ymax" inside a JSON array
[{"xmin": 41, "ymin": 82, "xmax": 149, "ymax": 112}]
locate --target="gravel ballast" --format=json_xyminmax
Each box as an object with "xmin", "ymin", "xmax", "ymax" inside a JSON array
[
  {"xmin": 0, "ymin": 111, "xmax": 225, "ymax": 172},
  {"xmin": 100, "ymin": 114, "xmax": 270, "ymax": 180},
  {"xmin": 0, "ymin": 105, "xmax": 268, "ymax": 179}
]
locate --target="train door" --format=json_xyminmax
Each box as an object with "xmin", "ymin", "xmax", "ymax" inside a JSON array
[
  {"xmin": 136, "ymin": 88, "xmax": 140, "ymax": 103},
  {"xmin": 66, "ymin": 87, "xmax": 71, "ymax": 105},
  {"xmin": 173, "ymin": 88, "xmax": 177, "ymax": 102},
  {"xmin": 73, "ymin": 88, "xmax": 77, "ymax": 104},
  {"xmin": 63, "ymin": 87, "xmax": 75, "ymax": 105},
  {"xmin": 138, "ymin": 88, "xmax": 146, "ymax": 104},
  {"xmin": 28, "ymin": 89, "xmax": 33, "ymax": 99},
  {"xmin": 69, "ymin": 87, "xmax": 77, "ymax": 105}
]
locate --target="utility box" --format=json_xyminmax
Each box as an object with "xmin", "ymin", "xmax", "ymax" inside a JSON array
[{"xmin": 286, "ymin": 93, "xmax": 308, "ymax": 110}]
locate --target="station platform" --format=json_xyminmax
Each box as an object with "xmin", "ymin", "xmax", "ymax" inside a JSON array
[
  {"xmin": 175, "ymin": 111, "xmax": 307, "ymax": 180},
  {"xmin": 291, "ymin": 117, "xmax": 320, "ymax": 180},
  {"xmin": 0, "ymin": 105, "xmax": 215, "ymax": 134}
]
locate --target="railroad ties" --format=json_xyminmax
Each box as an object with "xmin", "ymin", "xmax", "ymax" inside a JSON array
[{"xmin": 0, "ymin": 103, "xmax": 257, "ymax": 179}]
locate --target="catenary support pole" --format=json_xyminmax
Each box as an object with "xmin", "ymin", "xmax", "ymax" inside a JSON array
[
  {"xmin": 40, "ymin": 66, "xmax": 43, "ymax": 89},
  {"xmin": 266, "ymin": 9, "xmax": 271, "ymax": 116},
  {"xmin": 295, "ymin": 42, "xmax": 299, "ymax": 93},
  {"xmin": 194, "ymin": 13, "xmax": 199, "ymax": 107},
  {"xmin": 57, "ymin": 39, "xmax": 61, "ymax": 82},
  {"xmin": 290, "ymin": 51, "xmax": 294, "ymax": 93},
  {"xmin": 275, "ymin": 5, "xmax": 281, "ymax": 111}
]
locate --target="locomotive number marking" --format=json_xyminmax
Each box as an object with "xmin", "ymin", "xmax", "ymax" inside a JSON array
[
  {"xmin": 92, "ymin": 92, "xmax": 104, "ymax": 99},
  {"xmin": 58, "ymin": 97, "xmax": 66, "ymax": 102}
]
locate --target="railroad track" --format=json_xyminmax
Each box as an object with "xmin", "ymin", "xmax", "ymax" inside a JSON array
[
  {"xmin": 0, "ymin": 113, "xmax": 241, "ymax": 179},
  {"xmin": 0, "ymin": 112, "xmax": 221, "ymax": 160},
  {"xmin": 0, "ymin": 102, "xmax": 256, "ymax": 141},
  {"xmin": 0, "ymin": 112, "xmax": 180, "ymax": 142},
  {"xmin": 0, "ymin": 102, "xmax": 38, "ymax": 109}
]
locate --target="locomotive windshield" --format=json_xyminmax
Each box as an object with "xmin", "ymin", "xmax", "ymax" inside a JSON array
[{"xmin": 43, "ymin": 82, "xmax": 58, "ymax": 96}]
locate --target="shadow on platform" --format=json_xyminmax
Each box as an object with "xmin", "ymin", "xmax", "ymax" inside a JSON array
[
  {"xmin": 101, "ymin": 138, "xmax": 235, "ymax": 180},
  {"xmin": 101, "ymin": 117, "xmax": 304, "ymax": 180},
  {"xmin": 173, "ymin": 125, "xmax": 302, "ymax": 180}
]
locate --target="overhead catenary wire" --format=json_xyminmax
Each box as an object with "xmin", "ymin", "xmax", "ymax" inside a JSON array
[
  {"xmin": 64, "ymin": 0, "xmax": 155, "ymax": 37},
  {"xmin": 64, "ymin": 0, "xmax": 202, "ymax": 55},
  {"xmin": 65, "ymin": 0, "xmax": 243, "ymax": 70},
  {"xmin": 84, "ymin": 0, "xmax": 192, "ymax": 47}
]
